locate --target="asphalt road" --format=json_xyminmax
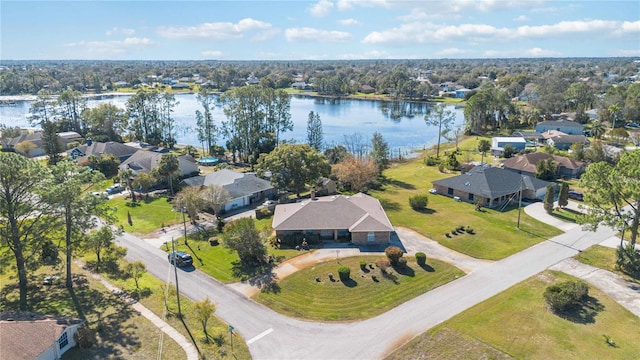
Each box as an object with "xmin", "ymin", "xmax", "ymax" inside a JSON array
[{"xmin": 117, "ymin": 222, "xmax": 615, "ymax": 359}]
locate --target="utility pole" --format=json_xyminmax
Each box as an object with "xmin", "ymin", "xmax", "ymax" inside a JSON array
[
  {"xmin": 517, "ymin": 178, "xmax": 523, "ymax": 229},
  {"xmin": 171, "ymin": 237, "xmax": 183, "ymax": 318},
  {"xmin": 181, "ymin": 197, "xmax": 188, "ymax": 245}
]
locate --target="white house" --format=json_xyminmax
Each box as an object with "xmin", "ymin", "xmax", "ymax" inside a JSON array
[
  {"xmin": 491, "ymin": 137, "xmax": 526, "ymax": 156},
  {"xmin": 0, "ymin": 311, "xmax": 84, "ymax": 360}
]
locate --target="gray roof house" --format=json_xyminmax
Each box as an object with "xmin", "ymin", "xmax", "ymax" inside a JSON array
[
  {"xmin": 432, "ymin": 166, "xmax": 553, "ymax": 209},
  {"xmin": 535, "ymin": 120, "xmax": 584, "ymax": 135},
  {"xmin": 2, "ymin": 131, "xmax": 82, "ymax": 158},
  {"xmin": 546, "ymin": 134, "xmax": 589, "ymax": 150},
  {"xmin": 68, "ymin": 141, "xmax": 139, "ymax": 162},
  {"xmin": 118, "ymin": 150, "xmax": 199, "ymax": 177},
  {"xmin": 272, "ymin": 193, "xmax": 394, "ymax": 245},
  {"xmin": 182, "ymin": 169, "xmax": 275, "ymax": 212}
]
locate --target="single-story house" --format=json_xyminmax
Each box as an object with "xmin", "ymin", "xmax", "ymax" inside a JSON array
[
  {"xmin": 0, "ymin": 311, "xmax": 84, "ymax": 360},
  {"xmin": 118, "ymin": 150, "xmax": 199, "ymax": 177},
  {"xmin": 455, "ymin": 88, "xmax": 472, "ymax": 98},
  {"xmin": 431, "ymin": 166, "xmax": 553, "ymax": 209},
  {"xmin": 358, "ymin": 85, "xmax": 375, "ymax": 94},
  {"xmin": 2, "ymin": 131, "xmax": 82, "ymax": 158},
  {"xmin": 272, "ymin": 193, "xmax": 394, "ymax": 245},
  {"xmin": 502, "ymin": 153, "xmax": 585, "ymax": 179},
  {"xmin": 181, "ymin": 169, "xmax": 276, "ymax": 212},
  {"xmin": 315, "ymin": 177, "xmax": 337, "ymax": 196},
  {"xmin": 535, "ymin": 120, "xmax": 584, "ymax": 135},
  {"xmin": 546, "ymin": 134, "xmax": 589, "ymax": 150},
  {"xmin": 512, "ymin": 131, "xmax": 545, "ymax": 145},
  {"xmin": 68, "ymin": 140, "xmax": 139, "ymax": 162},
  {"xmin": 491, "ymin": 137, "xmax": 526, "ymax": 156}
]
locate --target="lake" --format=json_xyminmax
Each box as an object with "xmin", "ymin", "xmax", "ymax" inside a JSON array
[{"xmin": 0, "ymin": 93, "xmax": 465, "ymax": 156}]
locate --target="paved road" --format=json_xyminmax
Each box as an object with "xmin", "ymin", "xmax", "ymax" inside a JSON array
[{"xmin": 117, "ymin": 213, "xmax": 616, "ymax": 359}]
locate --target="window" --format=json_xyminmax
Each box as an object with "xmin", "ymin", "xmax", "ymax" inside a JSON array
[
  {"xmin": 447, "ymin": 188, "xmax": 454, "ymax": 195},
  {"xmin": 58, "ymin": 332, "xmax": 69, "ymax": 349},
  {"xmin": 468, "ymin": 193, "xmax": 474, "ymax": 201},
  {"xmin": 367, "ymin": 232, "xmax": 375, "ymax": 242}
]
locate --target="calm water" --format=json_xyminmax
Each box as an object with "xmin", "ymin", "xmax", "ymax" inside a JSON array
[{"xmin": 0, "ymin": 93, "xmax": 464, "ymax": 155}]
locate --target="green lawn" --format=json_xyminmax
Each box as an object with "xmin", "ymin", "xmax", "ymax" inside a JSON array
[
  {"xmin": 575, "ymin": 245, "xmax": 640, "ymax": 284},
  {"xmin": 550, "ymin": 206, "xmax": 581, "ymax": 223},
  {"xmin": 0, "ymin": 264, "xmax": 185, "ymax": 359},
  {"xmin": 253, "ymin": 255, "xmax": 464, "ymax": 321},
  {"xmin": 111, "ymin": 196, "xmax": 183, "ymax": 235},
  {"xmin": 92, "ymin": 256, "xmax": 252, "ymax": 360},
  {"xmin": 387, "ymin": 271, "xmax": 640, "ymax": 359},
  {"xmin": 371, "ymin": 144, "xmax": 563, "ymax": 260}
]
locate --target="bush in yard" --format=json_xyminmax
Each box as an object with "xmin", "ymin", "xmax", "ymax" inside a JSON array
[
  {"xmin": 338, "ymin": 266, "xmax": 351, "ymax": 281},
  {"xmin": 424, "ymin": 156, "xmax": 439, "ymax": 166},
  {"xmin": 385, "ymin": 246, "xmax": 404, "ymax": 266},
  {"xmin": 409, "ymin": 194, "xmax": 429, "ymax": 210},
  {"xmin": 375, "ymin": 258, "xmax": 390, "ymax": 273},
  {"xmin": 359, "ymin": 260, "xmax": 367, "ymax": 270},
  {"xmin": 543, "ymin": 280, "xmax": 589, "ymax": 313},
  {"xmin": 415, "ymin": 252, "xmax": 426, "ymax": 265}
]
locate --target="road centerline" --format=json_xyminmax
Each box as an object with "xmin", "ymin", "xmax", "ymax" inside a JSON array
[{"xmin": 247, "ymin": 328, "xmax": 274, "ymax": 345}]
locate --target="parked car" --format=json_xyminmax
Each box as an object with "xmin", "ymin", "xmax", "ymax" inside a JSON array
[
  {"xmin": 568, "ymin": 190, "xmax": 583, "ymax": 201},
  {"xmin": 105, "ymin": 184, "xmax": 124, "ymax": 195},
  {"xmin": 429, "ymin": 189, "xmax": 438, "ymax": 194},
  {"xmin": 262, "ymin": 200, "xmax": 276, "ymax": 207},
  {"xmin": 168, "ymin": 251, "xmax": 193, "ymax": 267}
]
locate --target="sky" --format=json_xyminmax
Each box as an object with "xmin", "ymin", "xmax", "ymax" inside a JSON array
[{"xmin": 1, "ymin": 0, "xmax": 639, "ymax": 60}]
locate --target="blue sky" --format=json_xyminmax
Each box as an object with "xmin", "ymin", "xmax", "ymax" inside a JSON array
[{"xmin": 1, "ymin": 0, "xmax": 639, "ymax": 60}]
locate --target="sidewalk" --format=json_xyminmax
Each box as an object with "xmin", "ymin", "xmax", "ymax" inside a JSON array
[
  {"xmin": 550, "ymin": 258, "xmax": 640, "ymax": 318},
  {"xmin": 79, "ymin": 262, "xmax": 199, "ymax": 360}
]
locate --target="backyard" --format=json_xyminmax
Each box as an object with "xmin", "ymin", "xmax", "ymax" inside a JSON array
[{"xmin": 371, "ymin": 138, "xmax": 563, "ymax": 260}]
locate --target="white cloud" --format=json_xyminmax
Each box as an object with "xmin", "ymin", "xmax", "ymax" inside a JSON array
[
  {"xmin": 64, "ymin": 37, "xmax": 155, "ymax": 54},
  {"xmin": 158, "ymin": 18, "xmax": 272, "ymax": 40},
  {"xmin": 364, "ymin": 19, "xmax": 637, "ymax": 45},
  {"xmin": 436, "ymin": 48, "xmax": 467, "ymax": 57},
  {"xmin": 339, "ymin": 18, "xmax": 360, "ymax": 26},
  {"xmin": 523, "ymin": 47, "xmax": 562, "ymax": 57},
  {"xmin": 201, "ymin": 50, "xmax": 224, "ymax": 58},
  {"xmin": 513, "ymin": 15, "xmax": 528, "ymax": 22},
  {"xmin": 106, "ymin": 27, "xmax": 135, "ymax": 36},
  {"xmin": 338, "ymin": 49, "xmax": 391, "ymax": 59},
  {"xmin": 614, "ymin": 48, "xmax": 640, "ymax": 56},
  {"xmin": 309, "ymin": 0, "xmax": 334, "ymax": 17},
  {"xmin": 285, "ymin": 27, "xmax": 351, "ymax": 42},
  {"xmin": 252, "ymin": 28, "xmax": 281, "ymax": 41}
]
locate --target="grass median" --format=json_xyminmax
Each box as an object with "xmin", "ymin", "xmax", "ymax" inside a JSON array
[{"xmin": 387, "ymin": 270, "xmax": 640, "ymax": 359}]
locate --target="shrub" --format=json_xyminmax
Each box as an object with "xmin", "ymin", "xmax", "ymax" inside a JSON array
[
  {"xmin": 385, "ymin": 246, "xmax": 404, "ymax": 266},
  {"xmin": 255, "ymin": 207, "xmax": 272, "ymax": 220},
  {"xmin": 375, "ymin": 258, "xmax": 390, "ymax": 273},
  {"xmin": 543, "ymin": 280, "xmax": 589, "ymax": 313},
  {"xmin": 74, "ymin": 325, "xmax": 97, "ymax": 349},
  {"xmin": 359, "ymin": 260, "xmax": 367, "ymax": 269},
  {"xmin": 415, "ymin": 252, "xmax": 426, "ymax": 265},
  {"xmin": 424, "ymin": 156, "xmax": 439, "ymax": 166},
  {"xmin": 338, "ymin": 266, "xmax": 351, "ymax": 281},
  {"xmin": 465, "ymin": 226, "xmax": 474, "ymax": 234},
  {"xmin": 397, "ymin": 258, "xmax": 407, "ymax": 267},
  {"xmin": 409, "ymin": 194, "xmax": 429, "ymax": 210}
]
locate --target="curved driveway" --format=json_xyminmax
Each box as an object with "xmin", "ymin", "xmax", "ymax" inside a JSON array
[{"xmin": 117, "ymin": 202, "xmax": 616, "ymax": 360}]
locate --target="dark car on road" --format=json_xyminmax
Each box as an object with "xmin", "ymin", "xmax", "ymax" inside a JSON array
[
  {"xmin": 168, "ymin": 251, "xmax": 193, "ymax": 267},
  {"xmin": 568, "ymin": 190, "xmax": 584, "ymax": 201}
]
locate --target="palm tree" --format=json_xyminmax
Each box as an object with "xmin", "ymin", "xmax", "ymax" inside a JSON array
[
  {"xmin": 477, "ymin": 139, "xmax": 491, "ymax": 165},
  {"xmin": 608, "ymin": 104, "xmax": 621, "ymax": 129},
  {"xmin": 590, "ymin": 120, "xmax": 606, "ymax": 140}
]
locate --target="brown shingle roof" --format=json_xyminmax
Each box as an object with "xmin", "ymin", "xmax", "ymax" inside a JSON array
[
  {"xmin": 503, "ymin": 153, "xmax": 584, "ymax": 173},
  {"xmin": 0, "ymin": 311, "xmax": 83, "ymax": 360}
]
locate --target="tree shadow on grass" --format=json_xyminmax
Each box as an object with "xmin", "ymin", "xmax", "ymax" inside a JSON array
[
  {"xmin": 379, "ymin": 198, "xmax": 401, "ymax": 212},
  {"xmin": 394, "ymin": 264, "xmax": 415, "ymax": 277},
  {"xmin": 418, "ymin": 263, "xmax": 435, "ymax": 272},
  {"xmin": 384, "ymin": 178, "xmax": 416, "ymax": 190},
  {"xmin": 341, "ymin": 278, "xmax": 358, "ymax": 287},
  {"xmin": 414, "ymin": 208, "xmax": 437, "ymax": 215},
  {"xmin": 556, "ymin": 296, "xmax": 605, "ymax": 324}
]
